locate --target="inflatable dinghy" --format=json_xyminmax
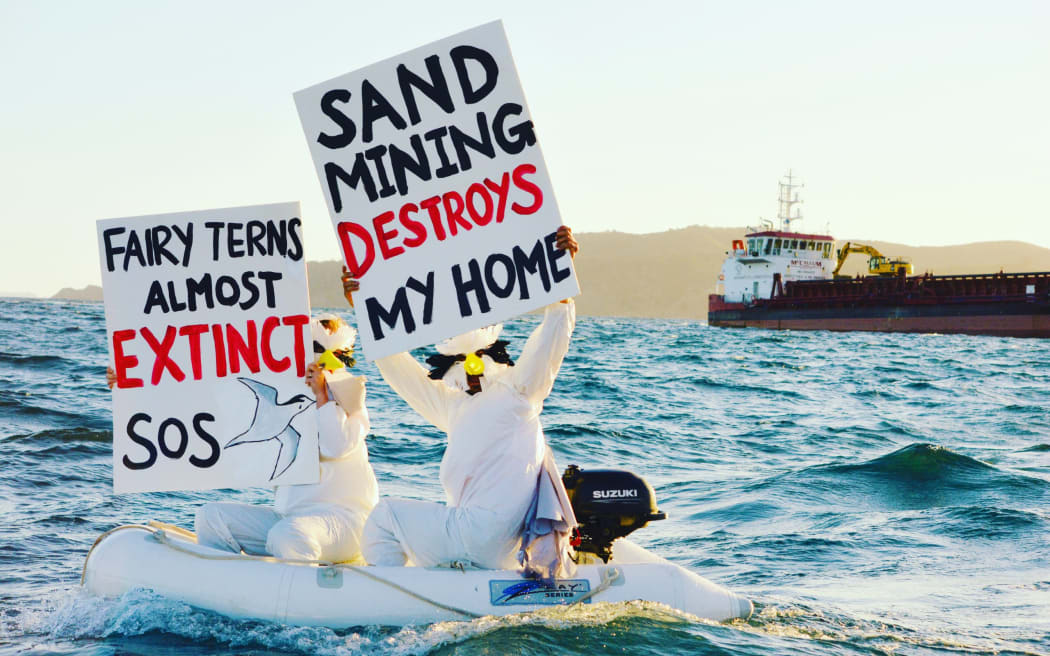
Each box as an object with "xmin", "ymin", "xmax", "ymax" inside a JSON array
[
  {"xmin": 82, "ymin": 522, "xmax": 752, "ymax": 626},
  {"xmin": 82, "ymin": 467, "xmax": 751, "ymax": 625}
]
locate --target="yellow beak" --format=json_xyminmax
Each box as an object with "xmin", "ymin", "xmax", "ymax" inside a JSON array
[
  {"xmin": 463, "ymin": 352, "xmax": 485, "ymax": 376},
  {"xmin": 318, "ymin": 349, "xmax": 343, "ymax": 372}
]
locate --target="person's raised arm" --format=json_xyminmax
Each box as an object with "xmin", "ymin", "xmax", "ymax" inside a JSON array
[
  {"xmin": 510, "ymin": 301, "xmax": 575, "ymax": 405},
  {"xmin": 304, "ymin": 361, "xmax": 370, "ymax": 458},
  {"xmin": 306, "ymin": 362, "xmax": 370, "ymax": 459},
  {"xmin": 317, "ymin": 400, "xmax": 369, "ymax": 459},
  {"xmin": 341, "ymin": 268, "xmax": 453, "ymax": 432},
  {"xmin": 554, "ymin": 225, "xmax": 579, "ymax": 273},
  {"xmin": 341, "ymin": 266, "xmax": 358, "ymax": 307},
  {"xmin": 375, "ymin": 353, "xmax": 454, "ymax": 433},
  {"xmin": 510, "ymin": 225, "xmax": 578, "ymax": 404}
]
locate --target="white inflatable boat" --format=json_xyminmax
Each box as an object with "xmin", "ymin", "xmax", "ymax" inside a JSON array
[{"xmin": 82, "ymin": 522, "xmax": 752, "ymax": 626}]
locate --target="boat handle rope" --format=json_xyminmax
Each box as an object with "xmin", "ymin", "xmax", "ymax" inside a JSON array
[
  {"xmin": 80, "ymin": 524, "xmax": 157, "ymax": 586},
  {"xmin": 81, "ymin": 524, "xmax": 621, "ymax": 620},
  {"xmin": 572, "ymin": 566, "xmax": 622, "ymax": 605}
]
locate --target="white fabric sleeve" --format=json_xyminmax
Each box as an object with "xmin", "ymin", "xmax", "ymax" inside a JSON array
[
  {"xmin": 510, "ymin": 300, "xmax": 576, "ymax": 405},
  {"xmin": 316, "ymin": 395, "xmax": 369, "ymax": 460},
  {"xmin": 375, "ymin": 352, "xmax": 454, "ymax": 433}
]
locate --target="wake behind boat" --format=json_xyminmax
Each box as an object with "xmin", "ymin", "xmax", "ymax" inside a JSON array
[{"xmin": 82, "ymin": 466, "xmax": 752, "ymax": 626}]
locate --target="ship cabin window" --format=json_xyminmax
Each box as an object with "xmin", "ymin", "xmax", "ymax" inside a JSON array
[
  {"xmin": 748, "ymin": 239, "xmax": 758, "ymax": 256},
  {"xmin": 790, "ymin": 239, "xmax": 799, "ymax": 250},
  {"xmin": 764, "ymin": 239, "xmax": 772, "ymax": 255},
  {"xmin": 807, "ymin": 241, "xmax": 815, "ymax": 251},
  {"xmin": 823, "ymin": 243, "xmax": 831, "ymax": 257},
  {"xmin": 773, "ymin": 238, "xmax": 782, "ymax": 255}
]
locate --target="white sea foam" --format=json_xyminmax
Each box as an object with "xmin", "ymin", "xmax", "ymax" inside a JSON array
[{"xmin": 20, "ymin": 588, "xmax": 701, "ymax": 656}]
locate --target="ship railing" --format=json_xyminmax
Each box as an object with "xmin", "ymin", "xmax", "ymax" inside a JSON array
[{"xmin": 762, "ymin": 271, "xmax": 1050, "ymax": 307}]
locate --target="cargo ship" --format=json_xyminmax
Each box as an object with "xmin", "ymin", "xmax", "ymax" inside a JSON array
[{"xmin": 707, "ymin": 173, "xmax": 1050, "ymax": 338}]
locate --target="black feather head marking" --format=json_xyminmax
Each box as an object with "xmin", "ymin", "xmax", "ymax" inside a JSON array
[
  {"xmin": 426, "ymin": 353, "xmax": 462, "ymax": 380},
  {"xmin": 426, "ymin": 340, "xmax": 515, "ymax": 380},
  {"xmin": 333, "ymin": 348, "xmax": 356, "ymax": 369}
]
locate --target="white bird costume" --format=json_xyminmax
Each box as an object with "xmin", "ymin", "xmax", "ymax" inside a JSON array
[
  {"xmin": 195, "ymin": 316, "xmax": 378, "ymax": 563},
  {"xmin": 363, "ymin": 301, "xmax": 575, "ymax": 570}
]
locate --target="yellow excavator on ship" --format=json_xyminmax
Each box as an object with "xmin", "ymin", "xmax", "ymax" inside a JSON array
[{"xmin": 832, "ymin": 242, "xmax": 913, "ymax": 279}]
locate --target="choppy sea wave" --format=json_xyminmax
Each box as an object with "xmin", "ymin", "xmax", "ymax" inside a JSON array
[{"xmin": 1, "ymin": 298, "xmax": 1048, "ymax": 655}]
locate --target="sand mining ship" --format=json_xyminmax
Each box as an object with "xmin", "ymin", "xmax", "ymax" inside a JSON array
[{"xmin": 707, "ymin": 173, "xmax": 1050, "ymax": 338}]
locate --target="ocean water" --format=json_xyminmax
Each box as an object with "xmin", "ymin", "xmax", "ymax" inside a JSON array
[{"xmin": 1, "ymin": 297, "xmax": 1048, "ymax": 655}]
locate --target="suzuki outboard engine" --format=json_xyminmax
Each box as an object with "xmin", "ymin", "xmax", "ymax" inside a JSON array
[{"xmin": 562, "ymin": 465, "xmax": 666, "ymax": 563}]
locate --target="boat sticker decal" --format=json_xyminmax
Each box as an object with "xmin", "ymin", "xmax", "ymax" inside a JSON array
[{"xmin": 489, "ymin": 579, "xmax": 591, "ymax": 606}]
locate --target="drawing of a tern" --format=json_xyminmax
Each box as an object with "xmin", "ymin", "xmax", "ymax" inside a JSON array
[{"xmin": 225, "ymin": 377, "xmax": 314, "ymax": 480}]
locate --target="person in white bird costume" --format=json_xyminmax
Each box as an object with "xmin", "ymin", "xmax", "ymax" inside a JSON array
[
  {"xmin": 342, "ymin": 226, "xmax": 580, "ymax": 576},
  {"xmin": 109, "ymin": 316, "xmax": 379, "ymax": 562}
]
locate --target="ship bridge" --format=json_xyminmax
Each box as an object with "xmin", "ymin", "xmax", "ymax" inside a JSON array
[
  {"xmin": 742, "ymin": 231, "xmax": 834, "ymax": 260},
  {"xmin": 717, "ymin": 173, "xmax": 836, "ymax": 304}
]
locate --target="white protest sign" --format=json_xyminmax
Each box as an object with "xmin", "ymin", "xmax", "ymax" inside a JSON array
[
  {"xmin": 97, "ymin": 202, "xmax": 319, "ymax": 493},
  {"xmin": 295, "ymin": 20, "xmax": 579, "ymax": 360}
]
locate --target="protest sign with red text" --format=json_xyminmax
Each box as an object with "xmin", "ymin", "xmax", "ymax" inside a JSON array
[
  {"xmin": 295, "ymin": 20, "xmax": 579, "ymax": 360},
  {"xmin": 97, "ymin": 202, "xmax": 319, "ymax": 493}
]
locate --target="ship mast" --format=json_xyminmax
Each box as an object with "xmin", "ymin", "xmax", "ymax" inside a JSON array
[{"xmin": 777, "ymin": 170, "xmax": 803, "ymax": 232}]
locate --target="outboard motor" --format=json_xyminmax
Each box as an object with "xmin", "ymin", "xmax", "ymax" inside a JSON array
[{"xmin": 562, "ymin": 465, "xmax": 666, "ymax": 563}]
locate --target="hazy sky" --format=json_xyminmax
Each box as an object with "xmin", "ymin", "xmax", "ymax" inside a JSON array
[{"xmin": 1, "ymin": 1, "xmax": 1047, "ymax": 296}]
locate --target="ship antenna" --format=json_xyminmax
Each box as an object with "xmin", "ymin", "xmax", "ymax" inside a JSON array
[{"xmin": 778, "ymin": 169, "xmax": 804, "ymax": 232}]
